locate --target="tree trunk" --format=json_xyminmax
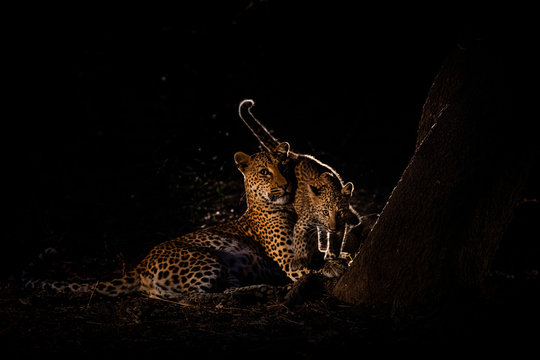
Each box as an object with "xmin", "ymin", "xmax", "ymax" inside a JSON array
[{"xmin": 333, "ymin": 40, "xmax": 533, "ymax": 314}]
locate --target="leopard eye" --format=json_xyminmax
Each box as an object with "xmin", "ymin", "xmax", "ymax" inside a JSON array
[
  {"xmin": 259, "ymin": 168, "xmax": 270, "ymax": 176},
  {"xmin": 322, "ymin": 210, "xmax": 329, "ymax": 216}
]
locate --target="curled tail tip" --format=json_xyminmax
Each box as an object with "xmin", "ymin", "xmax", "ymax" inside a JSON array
[{"xmin": 239, "ymin": 99, "xmax": 255, "ymax": 110}]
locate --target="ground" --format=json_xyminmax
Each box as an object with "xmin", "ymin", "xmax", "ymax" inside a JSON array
[{"xmin": 2, "ymin": 262, "xmax": 540, "ymax": 355}]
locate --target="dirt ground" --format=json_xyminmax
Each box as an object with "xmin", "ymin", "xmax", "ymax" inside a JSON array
[
  {"xmin": 2, "ymin": 259, "xmax": 540, "ymax": 356},
  {"xmin": 0, "ymin": 277, "xmax": 535, "ymax": 357}
]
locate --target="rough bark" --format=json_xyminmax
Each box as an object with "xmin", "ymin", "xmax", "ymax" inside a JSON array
[{"xmin": 333, "ymin": 41, "xmax": 533, "ymax": 313}]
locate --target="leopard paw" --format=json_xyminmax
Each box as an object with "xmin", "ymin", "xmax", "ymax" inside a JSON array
[
  {"xmin": 291, "ymin": 257, "xmax": 308, "ymax": 271},
  {"xmin": 320, "ymin": 258, "xmax": 348, "ymax": 278}
]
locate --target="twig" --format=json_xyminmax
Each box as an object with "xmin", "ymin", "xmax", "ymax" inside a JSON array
[
  {"xmin": 148, "ymin": 294, "xmax": 196, "ymax": 307},
  {"xmin": 278, "ymin": 315, "xmax": 303, "ymax": 326},
  {"xmin": 359, "ymin": 212, "xmax": 379, "ymax": 219}
]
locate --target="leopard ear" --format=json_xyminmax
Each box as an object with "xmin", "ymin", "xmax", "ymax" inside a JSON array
[
  {"xmin": 319, "ymin": 172, "xmax": 334, "ymax": 184},
  {"xmin": 342, "ymin": 182, "xmax": 354, "ymax": 197},
  {"xmin": 274, "ymin": 142, "xmax": 290, "ymax": 159},
  {"xmin": 234, "ymin": 152, "xmax": 251, "ymax": 172},
  {"xmin": 308, "ymin": 184, "xmax": 321, "ymax": 197}
]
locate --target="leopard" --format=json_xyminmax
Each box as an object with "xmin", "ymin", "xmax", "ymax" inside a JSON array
[
  {"xmin": 292, "ymin": 169, "xmax": 356, "ymax": 271},
  {"xmin": 24, "ymin": 142, "xmax": 314, "ymax": 301},
  {"xmin": 238, "ymin": 99, "xmax": 361, "ymax": 276}
]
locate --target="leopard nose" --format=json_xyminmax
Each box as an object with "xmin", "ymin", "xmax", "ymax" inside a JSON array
[{"xmin": 329, "ymin": 216, "xmax": 337, "ymax": 232}]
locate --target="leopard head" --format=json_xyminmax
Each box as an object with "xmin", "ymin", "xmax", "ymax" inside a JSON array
[
  {"xmin": 308, "ymin": 172, "xmax": 355, "ymax": 234},
  {"xmin": 234, "ymin": 142, "xmax": 294, "ymax": 207}
]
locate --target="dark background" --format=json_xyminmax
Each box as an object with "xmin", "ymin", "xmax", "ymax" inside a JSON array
[{"xmin": 2, "ymin": 4, "xmax": 535, "ymax": 279}]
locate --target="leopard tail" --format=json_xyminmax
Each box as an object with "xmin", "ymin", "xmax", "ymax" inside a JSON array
[
  {"xmin": 23, "ymin": 271, "xmax": 140, "ymax": 297},
  {"xmin": 238, "ymin": 99, "xmax": 281, "ymax": 151},
  {"xmin": 22, "ymin": 247, "xmax": 140, "ymax": 297}
]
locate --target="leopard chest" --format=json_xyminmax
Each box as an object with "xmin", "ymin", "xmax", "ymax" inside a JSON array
[{"xmin": 245, "ymin": 208, "xmax": 297, "ymax": 261}]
